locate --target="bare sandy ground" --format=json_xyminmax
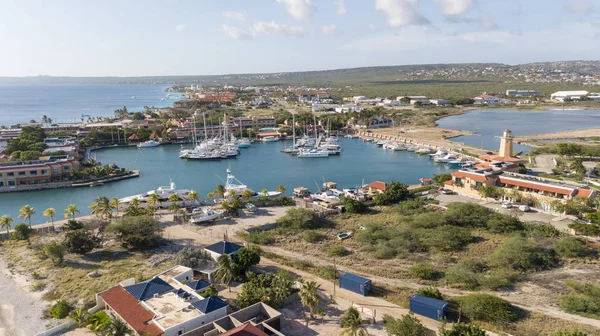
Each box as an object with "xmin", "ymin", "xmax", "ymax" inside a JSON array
[
  {"xmin": 515, "ymin": 128, "xmax": 600, "ymax": 141},
  {"xmin": 0, "ymin": 259, "xmax": 49, "ymax": 336}
]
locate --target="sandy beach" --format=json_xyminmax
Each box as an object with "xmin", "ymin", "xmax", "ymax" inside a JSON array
[
  {"xmin": 514, "ymin": 127, "xmax": 600, "ymax": 141},
  {"xmin": 0, "ymin": 259, "xmax": 50, "ymax": 336}
]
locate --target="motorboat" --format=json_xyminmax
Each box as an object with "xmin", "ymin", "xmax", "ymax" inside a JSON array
[
  {"xmin": 137, "ymin": 140, "xmax": 161, "ymax": 148},
  {"xmin": 337, "ymin": 232, "xmax": 353, "ymax": 240},
  {"xmin": 261, "ymin": 136, "xmax": 280, "ymax": 142},
  {"xmin": 225, "ymin": 168, "xmax": 254, "ymax": 195},
  {"xmin": 434, "ymin": 154, "xmax": 458, "ymax": 163},
  {"xmin": 118, "ymin": 181, "xmax": 191, "ymax": 203},
  {"xmin": 245, "ymin": 203, "xmax": 258, "ymax": 213},
  {"xmin": 407, "ymin": 146, "xmax": 420, "ymax": 152},
  {"xmin": 375, "ymin": 141, "xmax": 385, "ymax": 147},
  {"xmin": 297, "ymin": 149, "xmax": 329, "ymax": 158},
  {"xmin": 383, "ymin": 142, "xmax": 406, "ymax": 151},
  {"xmin": 416, "ymin": 147, "xmax": 435, "ymax": 155},
  {"xmin": 189, "ymin": 208, "xmax": 222, "ymax": 224},
  {"xmin": 237, "ymin": 138, "xmax": 251, "ymax": 148}
]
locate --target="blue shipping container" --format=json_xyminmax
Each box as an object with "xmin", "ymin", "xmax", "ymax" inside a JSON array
[
  {"xmin": 339, "ymin": 272, "xmax": 372, "ymax": 296},
  {"xmin": 410, "ymin": 295, "xmax": 448, "ymax": 321}
]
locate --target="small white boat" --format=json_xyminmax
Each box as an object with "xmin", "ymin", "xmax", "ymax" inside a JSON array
[
  {"xmin": 261, "ymin": 136, "xmax": 280, "ymax": 142},
  {"xmin": 337, "ymin": 232, "xmax": 353, "ymax": 240},
  {"xmin": 245, "ymin": 203, "xmax": 258, "ymax": 213},
  {"xmin": 237, "ymin": 138, "xmax": 251, "ymax": 148},
  {"xmin": 189, "ymin": 208, "xmax": 222, "ymax": 224},
  {"xmin": 434, "ymin": 154, "xmax": 458, "ymax": 163},
  {"xmin": 297, "ymin": 149, "xmax": 329, "ymax": 158},
  {"xmin": 137, "ymin": 140, "xmax": 161, "ymax": 148},
  {"xmin": 416, "ymin": 147, "xmax": 435, "ymax": 155},
  {"xmin": 375, "ymin": 141, "xmax": 385, "ymax": 147},
  {"xmin": 407, "ymin": 146, "xmax": 420, "ymax": 152}
]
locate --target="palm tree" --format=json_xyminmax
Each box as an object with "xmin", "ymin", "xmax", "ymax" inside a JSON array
[
  {"xmin": 64, "ymin": 204, "xmax": 80, "ymax": 220},
  {"xmin": 215, "ymin": 254, "xmax": 235, "ymax": 292},
  {"xmin": 276, "ymin": 185, "xmax": 286, "ymax": 193},
  {"xmin": 68, "ymin": 307, "xmax": 89, "ymax": 327},
  {"xmin": 146, "ymin": 205, "xmax": 156, "ymax": 218},
  {"xmin": 187, "ymin": 190, "xmax": 200, "ymax": 204},
  {"xmin": 168, "ymin": 193, "xmax": 180, "ymax": 207},
  {"xmin": 227, "ymin": 189, "xmax": 236, "ymax": 198},
  {"xmin": 340, "ymin": 307, "xmax": 369, "ymax": 336},
  {"xmin": 148, "ymin": 193, "xmax": 161, "ymax": 209},
  {"xmin": 206, "ymin": 193, "xmax": 214, "ymax": 201},
  {"xmin": 241, "ymin": 189, "xmax": 253, "ymax": 200},
  {"xmin": 130, "ymin": 198, "xmax": 141, "ymax": 210},
  {"xmin": 0, "ymin": 215, "xmax": 13, "ymax": 235},
  {"xmin": 299, "ymin": 280, "xmax": 321, "ymax": 319},
  {"xmin": 43, "ymin": 208, "xmax": 56, "ymax": 225},
  {"xmin": 90, "ymin": 196, "xmax": 112, "ymax": 220},
  {"xmin": 104, "ymin": 317, "xmax": 131, "ymax": 336},
  {"xmin": 214, "ymin": 184, "xmax": 226, "ymax": 198},
  {"xmin": 110, "ymin": 197, "xmax": 120, "ymax": 218},
  {"xmin": 169, "ymin": 202, "xmax": 180, "ymax": 216},
  {"xmin": 19, "ymin": 205, "xmax": 35, "ymax": 227},
  {"xmin": 260, "ymin": 189, "xmax": 269, "ymax": 197}
]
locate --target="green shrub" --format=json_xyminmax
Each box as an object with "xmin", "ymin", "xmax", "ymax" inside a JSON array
[
  {"xmin": 107, "ymin": 216, "xmax": 162, "ymax": 249},
  {"xmin": 409, "ymin": 212, "xmax": 447, "ymax": 229},
  {"xmin": 302, "ymin": 230, "xmax": 325, "ymax": 243},
  {"xmin": 316, "ymin": 265, "xmax": 337, "ymax": 280},
  {"xmin": 200, "ymin": 285, "xmax": 218, "ymax": 298},
  {"xmin": 374, "ymin": 181, "xmax": 410, "ymax": 206},
  {"xmin": 526, "ymin": 222, "xmax": 561, "ymax": 238},
  {"xmin": 276, "ymin": 208, "xmax": 324, "ymax": 230},
  {"xmin": 421, "ymin": 226, "xmax": 473, "ymax": 251},
  {"xmin": 11, "ymin": 223, "xmax": 33, "ymax": 241},
  {"xmin": 559, "ymin": 281, "xmax": 600, "ymax": 318},
  {"xmin": 408, "ymin": 263, "xmax": 440, "ymax": 280},
  {"xmin": 375, "ymin": 242, "xmax": 397, "ymax": 259},
  {"xmin": 50, "ymin": 300, "xmax": 71, "ymax": 319},
  {"xmin": 356, "ymin": 223, "xmax": 394, "ymax": 245},
  {"xmin": 86, "ymin": 311, "xmax": 110, "ymax": 330},
  {"xmin": 42, "ymin": 241, "xmax": 65, "ymax": 265},
  {"xmin": 62, "ymin": 219, "xmax": 84, "ymax": 231},
  {"xmin": 440, "ymin": 322, "xmax": 486, "ymax": 336},
  {"xmin": 444, "ymin": 203, "xmax": 494, "ymax": 228},
  {"xmin": 454, "ymin": 293, "xmax": 520, "ymax": 324},
  {"xmin": 568, "ymin": 222, "xmax": 600, "ymax": 236},
  {"xmin": 416, "ymin": 286, "xmax": 443, "ymax": 300},
  {"xmin": 384, "ymin": 313, "xmax": 425, "ymax": 336},
  {"xmin": 31, "ymin": 281, "xmax": 46, "ymax": 292},
  {"xmin": 490, "ymin": 236, "xmax": 558, "ymax": 272},
  {"xmin": 480, "ymin": 269, "xmax": 519, "ymax": 291},
  {"xmin": 550, "ymin": 330, "xmax": 589, "ymax": 336},
  {"xmin": 445, "ymin": 266, "xmax": 481, "ymax": 290},
  {"xmin": 555, "ymin": 236, "xmax": 589, "ymax": 258},
  {"xmin": 175, "ymin": 247, "xmax": 212, "ymax": 269},
  {"xmin": 486, "ymin": 213, "xmax": 524, "ymax": 233},
  {"xmin": 341, "ymin": 197, "xmax": 368, "ymax": 214},
  {"xmin": 397, "ymin": 198, "xmax": 427, "ymax": 216},
  {"xmin": 64, "ymin": 229, "xmax": 99, "ymax": 255},
  {"xmin": 326, "ymin": 244, "xmax": 349, "ymax": 257},
  {"xmin": 241, "ymin": 230, "xmax": 276, "ymax": 245}
]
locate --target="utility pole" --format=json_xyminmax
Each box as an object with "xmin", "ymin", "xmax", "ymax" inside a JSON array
[{"xmin": 333, "ymin": 259, "xmax": 336, "ymax": 298}]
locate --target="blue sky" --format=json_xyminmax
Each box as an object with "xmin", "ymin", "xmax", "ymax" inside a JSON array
[{"xmin": 0, "ymin": 0, "xmax": 598, "ymax": 77}]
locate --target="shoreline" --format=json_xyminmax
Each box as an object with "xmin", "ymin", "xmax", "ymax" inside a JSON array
[
  {"xmin": 0, "ymin": 258, "xmax": 52, "ymax": 336},
  {"xmin": 514, "ymin": 128, "xmax": 600, "ymax": 142}
]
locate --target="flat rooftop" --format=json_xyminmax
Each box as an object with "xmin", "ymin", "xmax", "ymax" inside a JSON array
[{"xmin": 144, "ymin": 291, "xmax": 202, "ymax": 329}]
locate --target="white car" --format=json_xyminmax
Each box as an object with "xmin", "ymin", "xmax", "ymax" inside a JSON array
[
  {"xmin": 519, "ymin": 205, "xmax": 530, "ymax": 212},
  {"xmin": 501, "ymin": 203, "xmax": 513, "ymax": 209},
  {"xmin": 440, "ymin": 189, "xmax": 454, "ymax": 195}
]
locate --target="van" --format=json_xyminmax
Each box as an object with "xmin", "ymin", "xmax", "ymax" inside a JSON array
[{"xmin": 519, "ymin": 205, "xmax": 530, "ymax": 212}]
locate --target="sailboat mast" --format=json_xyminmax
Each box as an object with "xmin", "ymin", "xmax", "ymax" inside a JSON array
[
  {"xmin": 203, "ymin": 112, "xmax": 207, "ymax": 141},
  {"xmin": 292, "ymin": 113, "xmax": 296, "ymax": 148}
]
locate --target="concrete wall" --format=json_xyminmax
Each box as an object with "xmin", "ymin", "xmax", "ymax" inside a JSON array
[{"xmin": 162, "ymin": 306, "xmax": 228, "ymax": 336}]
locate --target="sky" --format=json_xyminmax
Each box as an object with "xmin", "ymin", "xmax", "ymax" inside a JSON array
[{"xmin": 0, "ymin": 0, "xmax": 599, "ymax": 77}]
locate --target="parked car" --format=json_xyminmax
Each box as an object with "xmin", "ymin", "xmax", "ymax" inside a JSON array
[
  {"xmin": 519, "ymin": 205, "xmax": 530, "ymax": 212},
  {"xmin": 440, "ymin": 189, "xmax": 454, "ymax": 195},
  {"xmin": 501, "ymin": 203, "xmax": 513, "ymax": 209}
]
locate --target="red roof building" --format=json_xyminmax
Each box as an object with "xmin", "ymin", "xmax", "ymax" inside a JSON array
[
  {"xmin": 220, "ymin": 323, "xmax": 269, "ymax": 336},
  {"xmin": 99, "ymin": 286, "xmax": 163, "ymax": 336},
  {"xmin": 365, "ymin": 181, "xmax": 387, "ymax": 194}
]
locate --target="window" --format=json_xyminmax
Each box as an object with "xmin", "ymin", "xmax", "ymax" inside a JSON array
[
  {"xmin": 0, "ymin": 181, "xmax": 3, "ymax": 187},
  {"xmin": 7, "ymin": 172, "xmax": 14, "ymax": 177},
  {"xmin": 18, "ymin": 172, "xmax": 26, "ymax": 177},
  {"xmin": 177, "ymin": 330, "xmax": 183, "ymax": 336},
  {"xmin": 41, "ymin": 169, "xmax": 49, "ymax": 175},
  {"xmin": 63, "ymin": 166, "xmax": 70, "ymax": 171},
  {"xmin": 8, "ymin": 180, "xmax": 15, "ymax": 186},
  {"xmin": 30, "ymin": 170, "xmax": 37, "ymax": 176},
  {"xmin": 53, "ymin": 168, "xmax": 59, "ymax": 174}
]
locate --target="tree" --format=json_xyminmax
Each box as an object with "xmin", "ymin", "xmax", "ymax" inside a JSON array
[
  {"xmin": 201, "ymin": 284, "xmax": 219, "ymax": 298},
  {"xmin": 454, "ymin": 293, "xmax": 519, "ymax": 324},
  {"xmin": 299, "ymin": 280, "xmax": 321, "ymax": 319},
  {"xmin": 400, "ymin": 96, "xmax": 411, "ymax": 104},
  {"xmin": 110, "ymin": 198, "xmax": 120, "ymax": 218},
  {"xmin": 63, "ymin": 219, "xmax": 84, "ymax": 231},
  {"xmin": 103, "ymin": 317, "xmax": 132, "ymax": 336},
  {"xmin": 374, "ymin": 181, "xmax": 409, "ymax": 206},
  {"xmin": 478, "ymin": 185, "xmax": 499, "ymax": 199},
  {"xmin": 276, "ymin": 208, "xmax": 324, "ymax": 230},
  {"xmin": 341, "ymin": 197, "xmax": 368, "ymax": 214},
  {"xmin": 68, "ymin": 307, "xmax": 89, "ymax": 327},
  {"xmin": 86, "ymin": 311, "xmax": 111, "ymax": 332},
  {"xmin": 107, "ymin": 216, "xmax": 162, "ymax": 249},
  {"xmin": 260, "ymin": 188, "xmax": 269, "ymax": 197},
  {"xmin": 439, "ymin": 322, "xmax": 486, "ymax": 336},
  {"xmin": 237, "ymin": 271, "xmax": 294, "ymax": 308},
  {"xmin": 187, "ymin": 190, "xmax": 200, "ymax": 203},
  {"xmin": 215, "ymin": 254, "xmax": 235, "ymax": 292},
  {"xmin": 11, "ymin": 223, "xmax": 33, "ymax": 241},
  {"xmin": 18, "ymin": 205, "xmax": 35, "ymax": 227},
  {"xmin": 169, "ymin": 202, "xmax": 180, "ymax": 216},
  {"xmin": 147, "ymin": 193, "xmax": 161, "ymax": 210},
  {"xmin": 43, "ymin": 208, "xmax": 56, "ymax": 225},
  {"xmin": 433, "ymin": 173, "xmax": 452, "ymax": 184},
  {"xmin": 90, "ymin": 196, "xmax": 113, "ymax": 221},
  {"xmin": 206, "ymin": 193, "xmax": 214, "ymax": 201},
  {"xmin": 0, "ymin": 215, "xmax": 13, "ymax": 235},
  {"xmin": 175, "ymin": 247, "xmax": 212, "ymax": 269},
  {"xmin": 43, "ymin": 241, "xmax": 66, "ymax": 265},
  {"xmin": 570, "ymin": 159, "xmax": 587, "ymax": 176},
  {"xmin": 64, "ymin": 229, "xmax": 99, "ymax": 255},
  {"xmin": 213, "ymin": 184, "xmax": 226, "ymax": 198},
  {"xmin": 131, "ymin": 112, "xmax": 145, "ymax": 121},
  {"xmin": 383, "ymin": 313, "xmax": 425, "ymax": 336},
  {"xmin": 64, "ymin": 204, "xmax": 80, "ymax": 220},
  {"xmin": 490, "ymin": 236, "xmax": 558, "ymax": 272},
  {"xmin": 340, "ymin": 307, "xmax": 369, "ymax": 336},
  {"xmin": 276, "ymin": 185, "xmax": 286, "ymax": 193},
  {"xmin": 235, "ymin": 246, "xmax": 261, "ymax": 272},
  {"xmin": 241, "ymin": 189, "xmax": 254, "ymax": 199}
]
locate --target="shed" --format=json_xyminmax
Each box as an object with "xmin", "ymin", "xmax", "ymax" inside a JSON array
[
  {"xmin": 409, "ymin": 294, "xmax": 448, "ymax": 321},
  {"xmin": 339, "ymin": 272, "xmax": 371, "ymax": 296}
]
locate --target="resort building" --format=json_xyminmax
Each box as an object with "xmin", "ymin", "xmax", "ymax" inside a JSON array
[
  {"xmin": 0, "ymin": 156, "xmax": 79, "ymax": 191},
  {"xmin": 473, "ymin": 94, "xmax": 500, "ymax": 105},
  {"xmin": 505, "ymin": 90, "xmax": 541, "ymax": 97},
  {"xmin": 95, "ymin": 264, "xmax": 285, "ymax": 336},
  {"xmin": 231, "ymin": 117, "xmax": 277, "ymax": 128},
  {"xmin": 363, "ymin": 181, "xmax": 387, "ymax": 195},
  {"xmin": 550, "ymin": 90, "xmax": 589, "ymax": 102}
]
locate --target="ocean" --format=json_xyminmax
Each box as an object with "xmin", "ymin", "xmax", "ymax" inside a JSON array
[{"xmin": 0, "ymin": 83, "xmax": 183, "ymax": 126}]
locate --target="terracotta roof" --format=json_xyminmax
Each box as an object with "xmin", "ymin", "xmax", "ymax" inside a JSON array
[
  {"xmin": 366, "ymin": 181, "xmax": 386, "ymax": 191},
  {"xmin": 479, "ymin": 154, "xmax": 522, "ymax": 163},
  {"xmin": 451, "ymin": 171, "xmax": 490, "ymax": 183},
  {"xmin": 99, "ymin": 286, "xmax": 163, "ymax": 336},
  {"xmin": 420, "ymin": 178, "xmax": 433, "ymax": 181},
  {"xmin": 575, "ymin": 188, "xmax": 595, "ymax": 198},
  {"xmin": 256, "ymin": 131, "xmax": 279, "ymax": 137},
  {"xmin": 497, "ymin": 176, "xmax": 574, "ymax": 196},
  {"xmin": 444, "ymin": 180, "xmax": 454, "ymax": 185},
  {"xmin": 220, "ymin": 323, "xmax": 269, "ymax": 336}
]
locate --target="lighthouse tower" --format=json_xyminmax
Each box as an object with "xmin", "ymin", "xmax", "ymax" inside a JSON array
[{"xmin": 499, "ymin": 130, "xmax": 514, "ymax": 158}]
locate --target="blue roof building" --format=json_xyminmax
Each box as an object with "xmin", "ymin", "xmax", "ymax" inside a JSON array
[
  {"xmin": 192, "ymin": 296, "xmax": 229, "ymax": 314},
  {"xmin": 123, "ymin": 277, "xmax": 174, "ymax": 301},
  {"xmin": 187, "ymin": 279, "xmax": 211, "ymax": 292},
  {"xmin": 204, "ymin": 240, "xmax": 243, "ymax": 257}
]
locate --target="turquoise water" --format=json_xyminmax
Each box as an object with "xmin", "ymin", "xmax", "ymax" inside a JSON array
[
  {"xmin": 0, "ymin": 139, "xmax": 453, "ymax": 224},
  {"xmin": 437, "ymin": 109, "xmax": 600, "ymax": 151},
  {"xmin": 0, "ymin": 83, "xmax": 183, "ymax": 126}
]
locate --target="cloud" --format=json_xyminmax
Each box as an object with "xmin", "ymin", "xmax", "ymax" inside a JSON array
[
  {"xmin": 322, "ymin": 24, "xmax": 336, "ymax": 35},
  {"xmin": 479, "ymin": 14, "xmax": 497, "ymax": 30},
  {"xmin": 565, "ymin": 0, "xmax": 594, "ymax": 14},
  {"xmin": 369, "ymin": 24, "xmax": 378, "ymax": 32},
  {"xmin": 375, "ymin": 0, "xmax": 429, "ymax": 27},
  {"xmin": 175, "ymin": 24, "xmax": 186, "ymax": 32},
  {"xmin": 275, "ymin": 0, "xmax": 315, "ymax": 21},
  {"xmin": 434, "ymin": 0, "xmax": 474, "ymax": 17},
  {"xmin": 222, "ymin": 11, "xmax": 248, "ymax": 22},
  {"xmin": 334, "ymin": 0, "xmax": 346, "ymax": 16},
  {"xmin": 251, "ymin": 21, "xmax": 305, "ymax": 36},
  {"xmin": 219, "ymin": 25, "xmax": 254, "ymax": 40}
]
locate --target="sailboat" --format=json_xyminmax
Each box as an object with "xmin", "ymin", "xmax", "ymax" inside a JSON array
[
  {"xmin": 282, "ymin": 113, "xmax": 300, "ymax": 154},
  {"xmin": 237, "ymin": 118, "xmax": 251, "ymax": 148},
  {"xmin": 297, "ymin": 113, "xmax": 329, "ymax": 158}
]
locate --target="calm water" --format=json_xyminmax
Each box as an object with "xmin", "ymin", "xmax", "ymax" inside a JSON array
[
  {"xmin": 0, "ymin": 83, "xmax": 183, "ymax": 126},
  {"xmin": 0, "ymin": 139, "xmax": 453, "ymax": 224},
  {"xmin": 437, "ymin": 109, "xmax": 600, "ymax": 151}
]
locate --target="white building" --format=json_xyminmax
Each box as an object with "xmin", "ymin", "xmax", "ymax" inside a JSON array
[
  {"xmin": 335, "ymin": 104, "xmax": 363, "ymax": 113},
  {"xmin": 429, "ymin": 99, "xmax": 450, "ymax": 106},
  {"xmin": 550, "ymin": 90, "xmax": 589, "ymax": 102},
  {"xmin": 311, "ymin": 103, "xmax": 339, "ymax": 112},
  {"xmin": 473, "ymin": 94, "xmax": 500, "ymax": 105}
]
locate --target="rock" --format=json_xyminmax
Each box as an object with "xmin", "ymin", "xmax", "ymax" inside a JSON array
[{"xmin": 88, "ymin": 271, "xmax": 100, "ymax": 278}]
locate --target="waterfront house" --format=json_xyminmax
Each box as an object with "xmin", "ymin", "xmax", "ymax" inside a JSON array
[
  {"xmin": 95, "ymin": 265, "xmax": 284, "ymax": 336},
  {"xmin": 204, "ymin": 240, "xmax": 244, "ymax": 262},
  {"xmin": 0, "ymin": 156, "xmax": 78, "ymax": 192},
  {"xmin": 363, "ymin": 181, "xmax": 387, "ymax": 195},
  {"xmin": 550, "ymin": 90, "xmax": 589, "ymax": 102},
  {"xmin": 473, "ymin": 94, "xmax": 500, "ymax": 105},
  {"xmin": 506, "ymin": 90, "xmax": 541, "ymax": 97},
  {"xmin": 429, "ymin": 99, "xmax": 450, "ymax": 106}
]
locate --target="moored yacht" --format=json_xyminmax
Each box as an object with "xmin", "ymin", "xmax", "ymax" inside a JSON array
[
  {"xmin": 297, "ymin": 149, "xmax": 329, "ymax": 158},
  {"xmin": 137, "ymin": 140, "xmax": 161, "ymax": 148},
  {"xmin": 118, "ymin": 181, "xmax": 191, "ymax": 203}
]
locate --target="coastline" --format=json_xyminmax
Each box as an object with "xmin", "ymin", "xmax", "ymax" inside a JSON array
[
  {"xmin": 0, "ymin": 258, "xmax": 52, "ymax": 336},
  {"xmin": 514, "ymin": 128, "xmax": 600, "ymax": 141}
]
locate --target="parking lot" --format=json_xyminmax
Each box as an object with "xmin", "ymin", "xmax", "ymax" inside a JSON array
[{"xmin": 433, "ymin": 193, "xmax": 573, "ymax": 231}]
